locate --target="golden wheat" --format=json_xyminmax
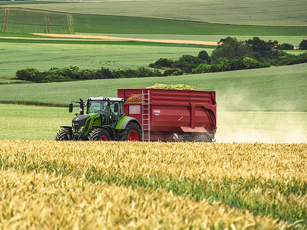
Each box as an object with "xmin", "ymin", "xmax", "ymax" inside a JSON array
[
  {"xmin": 0, "ymin": 140, "xmax": 306, "ymax": 229},
  {"xmin": 0, "ymin": 168, "xmax": 292, "ymax": 229},
  {"xmin": 1, "ymin": 141, "xmax": 305, "ymax": 183}
]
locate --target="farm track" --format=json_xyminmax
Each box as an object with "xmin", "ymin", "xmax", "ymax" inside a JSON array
[{"xmin": 33, "ymin": 33, "xmax": 219, "ymax": 46}]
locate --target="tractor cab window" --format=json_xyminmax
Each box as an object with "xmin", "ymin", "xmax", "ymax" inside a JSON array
[
  {"xmin": 87, "ymin": 101, "xmax": 108, "ymax": 116},
  {"xmin": 110, "ymin": 101, "xmax": 123, "ymax": 125}
]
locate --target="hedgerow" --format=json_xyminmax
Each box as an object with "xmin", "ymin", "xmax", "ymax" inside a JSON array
[{"xmin": 15, "ymin": 37, "xmax": 307, "ymax": 83}]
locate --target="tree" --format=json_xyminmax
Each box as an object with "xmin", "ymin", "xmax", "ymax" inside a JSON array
[
  {"xmin": 198, "ymin": 50, "xmax": 210, "ymax": 63},
  {"xmin": 299, "ymin": 40, "xmax": 307, "ymax": 50},
  {"xmin": 178, "ymin": 54, "xmax": 203, "ymax": 65},
  {"xmin": 277, "ymin": 43, "xmax": 294, "ymax": 50},
  {"xmin": 211, "ymin": 45, "xmax": 235, "ymax": 63}
]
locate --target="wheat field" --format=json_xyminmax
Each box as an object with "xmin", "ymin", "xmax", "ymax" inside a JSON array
[{"xmin": 0, "ymin": 140, "xmax": 306, "ymax": 229}]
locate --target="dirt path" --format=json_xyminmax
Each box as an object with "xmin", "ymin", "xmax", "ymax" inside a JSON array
[{"xmin": 32, "ymin": 33, "xmax": 218, "ymax": 46}]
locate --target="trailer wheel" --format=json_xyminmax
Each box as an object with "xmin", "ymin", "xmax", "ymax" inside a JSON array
[
  {"xmin": 178, "ymin": 134, "xmax": 193, "ymax": 142},
  {"xmin": 194, "ymin": 133, "xmax": 210, "ymax": 142},
  {"xmin": 89, "ymin": 128, "xmax": 111, "ymax": 141},
  {"xmin": 55, "ymin": 129, "xmax": 71, "ymax": 141},
  {"xmin": 122, "ymin": 122, "xmax": 142, "ymax": 141}
]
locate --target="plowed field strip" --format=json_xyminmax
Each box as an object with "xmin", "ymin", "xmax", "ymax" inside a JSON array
[{"xmin": 32, "ymin": 33, "xmax": 218, "ymax": 45}]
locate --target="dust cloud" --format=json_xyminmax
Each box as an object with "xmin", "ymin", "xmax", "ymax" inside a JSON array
[
  {"xmin": 215, "ymin": 88, "xmax": 307, "ymax": 143},
  {"xmin": 216, "ymin": 111, "xmax": 307, "ymax": 143}
]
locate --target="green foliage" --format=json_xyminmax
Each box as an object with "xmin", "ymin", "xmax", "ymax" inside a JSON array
[
  {"xmin": 278, "ymin": 52, "xmax": 307, "ymax": 65},
  {"xmin": 149, "ymin": 58, "xmax": 175, "ymax": 68},
  {"xmin": 277, "ymin": 43, "xmax": 294, "ymax": 50},
  {"xmin": 15, "ymin": 66, "xmax": 42, "ymax": 82},
  {"xmin": 16, "ymin": 65, "xmax": 163, "ymax": 83},
  {"xmin": 192, "ymin": 57, "xmax": 269, "ymax": 73},
  {"xmin": 198, "ymin": 50, "xmax": 210, "ymax": 63},
  {"xmin": 299, "ymin": 40, "xmax": 307, "ymax": 50},
  {"xmin": 211, "ymin": 37, "xmax": 251, "ymax": 63},
  {"xmin": 245, "ymin": 37, "xmax": 279, "ymax": 58}
]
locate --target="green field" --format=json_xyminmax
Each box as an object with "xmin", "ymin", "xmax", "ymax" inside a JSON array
[
  {"xmin": 1, "ymin": 63, "xmax": 306, "ymax": 112},
  {"xmin": 0, "ymin": 8, "xmax": 306, "ymax": 36},
  {"xmin": 3, "ymin": 0, "xmax": 307, "ymax": 26},
  {"xmin": 0, "ymin": 42, "xmax": 213, "ymax": 79}
]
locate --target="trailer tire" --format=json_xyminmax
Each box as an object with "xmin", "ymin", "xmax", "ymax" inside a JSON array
[
  {"xmin": 121, "ymin": 122, "xmax": 142, "ymax": 141},
  {"xmin": 89, "ymin": 128, "xmax": 111, "ymax": 141},
  {"xmin": 194, "ymin": 133, "xmax": 210, "ymax": 142},
  {"xmin": 178, "ymin": 134, "xmax": 193, "ymax": 142},
  {"xmin": 55, "ymin": 129, "xmax": 71, "ymax": 141}
]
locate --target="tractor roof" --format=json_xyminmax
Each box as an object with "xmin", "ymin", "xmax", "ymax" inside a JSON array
[{"xmin": 87, "ymin": 97, "xmax": 125, "ymax": 102}]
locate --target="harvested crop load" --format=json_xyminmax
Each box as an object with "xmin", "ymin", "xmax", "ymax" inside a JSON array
[
  {"xmin": 126, "ymin": 94, "xmax": 143, "ymax": 103},
  {"xmin": 147, "ymin": 84, "xmax": 198, "ymax": 90}
]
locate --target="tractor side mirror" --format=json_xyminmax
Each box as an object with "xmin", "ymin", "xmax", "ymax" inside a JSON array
[
  {"xmin": 69, "ymin": 103, "xmax": 73, "ymax": 113},
  {"xmin": 114, "ymin": 103, "xmax": 119, "ymax": 113}
]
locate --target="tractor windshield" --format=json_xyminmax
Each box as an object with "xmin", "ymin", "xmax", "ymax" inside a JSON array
[{"xmin": 87, "ymin": 100, "xmax": 108, "ymax": 115}]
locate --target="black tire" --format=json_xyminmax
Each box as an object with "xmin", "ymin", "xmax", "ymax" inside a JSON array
[
  {"xmin": 121, "ymin": 122, "xmax": 142, "ymax": 141},
  {"xmin": 55, "ymin": 129, "xmax": 71, "ymax": 141},
  {"xmin": 89, "ymin": 128, "xmax": 111, "ymax": 141},
  {"xmin": 194, "ymin": 133, "xmax": 210, "ymax": 142},
  {"xmin": 177, "ymin": 134, "xmax": 193, "ymax": 142}
]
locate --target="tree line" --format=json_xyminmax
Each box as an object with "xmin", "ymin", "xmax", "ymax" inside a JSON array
[{"xmin": 16, "ymin": 37, "xmax": 307, "ymax": 83}]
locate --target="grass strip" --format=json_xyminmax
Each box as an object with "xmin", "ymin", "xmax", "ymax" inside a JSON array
[
  {"xmin": 73, "ymin": 14, "xmax": 307, "ymax": 36},
  {"xmin": 0, "ymin": 140, "xmax": 306, "ymax": 227},
  {"xmin": 0, "ymin": 100, "xmax": 67, "ymax": 108}
]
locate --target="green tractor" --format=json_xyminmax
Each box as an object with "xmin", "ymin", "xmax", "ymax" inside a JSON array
[{"xmin": 55, "ymin": 97, "xmax": 142, "ymax": 141}]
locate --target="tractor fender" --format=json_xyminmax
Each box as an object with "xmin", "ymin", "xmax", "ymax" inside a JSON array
[
  {"xmin": 121, "ymin": 117, "xmax": 141, "ymax": 130},
  {"xmin": 60, "ymin": 126, "xmax": 72, "ymax": 135}
]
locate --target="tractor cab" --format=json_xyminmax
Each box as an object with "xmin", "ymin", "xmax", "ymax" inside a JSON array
[{"xmin": 86, "ymin": 97, "xmax": 125, "ymax": 126}]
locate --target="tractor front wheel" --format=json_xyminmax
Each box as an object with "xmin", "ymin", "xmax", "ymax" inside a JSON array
[
  {"xmin": 121, "ymin": 122, "xmax": 142, "ymax": 141},
  {"xmin": 89, "ymin": 128, "xmax": 111, "ymax": 141},
  {"xmin": 55, "ymin": 129, "xmax": 71, "ymax": 141}
]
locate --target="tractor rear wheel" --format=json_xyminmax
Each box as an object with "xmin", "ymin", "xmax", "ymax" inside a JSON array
[
  {"xmin": 89, "ymin": 128, "xmax": 111, "ymax": 141},
  {"xmin": 121, "ymin": 122, "xmax": 142, "ymax": 141},
  {"xmin": 55, "ymin": 129, "xmax": 71, "ymax": 141}
]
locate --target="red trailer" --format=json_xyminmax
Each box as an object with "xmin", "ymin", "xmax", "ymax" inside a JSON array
[{"xmin": 117, "ymin": 88, "xmax": 217, "ymax": 142}]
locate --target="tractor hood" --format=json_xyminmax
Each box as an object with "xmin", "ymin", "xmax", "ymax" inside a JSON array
[{"xmin": 72, "ymin": 115, "xmax": 90, "ymax": 132}]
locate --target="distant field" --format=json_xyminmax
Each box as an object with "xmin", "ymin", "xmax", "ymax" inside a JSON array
[
  {"xmin": 0, "ymin": 63, "xmax": 306, "ymax": 112},
  {"xmin": 4, "ymin": 0, "xmax": 307, "ymax": 26},
  {"xmin": 0, "ymin": 42, "xmax": 213, "ymax": 79},
  {"xmin": 0, "ymin": 9, "xmax": 306, "ymax": 36},
  {"xmin": 72, "ymin": 14, "xmax": 307, "ymax": 36},
  {"xmin": 0, "ymin": 8, "xmax": 72, "ymax": 34},
  {"xmin": 1, "ymin": 8, "xmax": 306, "ymax": 36}
]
